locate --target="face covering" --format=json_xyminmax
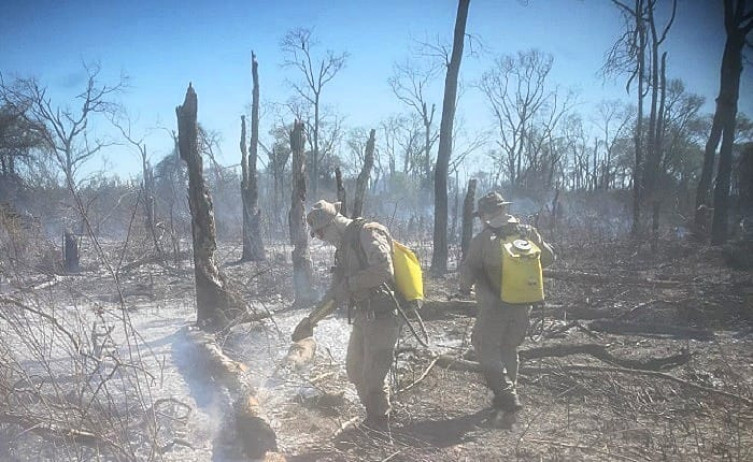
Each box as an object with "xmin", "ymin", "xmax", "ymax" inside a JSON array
[
  {"xmin": 318, "ymin": 223, "xmax": 341, "ymax": 246},
  {"xmin": 483, "ymin": 210, "xmax": 512, "ymax": 228}
]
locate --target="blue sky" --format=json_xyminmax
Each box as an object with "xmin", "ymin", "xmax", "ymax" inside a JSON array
[{"xmin": 1, "ymin": 0, "xmax": 749, "ymax": 179}]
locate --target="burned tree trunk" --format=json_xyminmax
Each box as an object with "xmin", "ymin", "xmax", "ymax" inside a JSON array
[
  {"xmin": 240, "ymin": 53, "xmax": 266, "ymax": 261},
  {"xmin": 63, "ymin": 230, "xmax": 79, "ymax": 273},
  {"xmin": 432, "ymin": 0, "xmax": 469, "ymax": 275},
  {"xmin": 335, "ymin": 166, "xmax": 347, "ymax": 218},
  {"xmin": 352, "ymin": 129, "xmax": 375, "ymax": 218},
  {"xmin": 142, "ymin": 157, "xmax": 162, "ymax": 256},
  {"xmin": 176, "ymin": 84, "xmax": 245, "ymax": 331},
  {"xmin": 288, "ymin": 120, "xmax": 316, "ymax": 305},
  {"xmin": 700, "ymin": 0, "xmax": 752, "ymax": 245},
  {"xmin": 461, "ymin": 178, "xmax": 476, "ymax": 261}
]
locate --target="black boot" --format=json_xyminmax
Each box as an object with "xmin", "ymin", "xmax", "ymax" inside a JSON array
[{"xmin": 492, "ymin": 391, "xmax": 523, "ymax": 412}]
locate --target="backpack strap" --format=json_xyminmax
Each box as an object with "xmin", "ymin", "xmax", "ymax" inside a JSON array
[{"xmin": 343, "ymin": 218, "xmax": 369, "ymax": 270}]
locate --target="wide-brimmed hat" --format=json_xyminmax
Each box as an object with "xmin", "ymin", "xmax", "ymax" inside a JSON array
[
  {"xmin": 474, "ymin": 192, "xmax": 512, "ymax": 217},
  {"xmin": 307, "ymin": 200, "xmax": 342, "ymax": 237}
]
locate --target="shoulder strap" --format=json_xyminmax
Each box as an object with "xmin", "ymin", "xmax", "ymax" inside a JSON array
[{"xmin": 344, "ymin": 218, "xmax": 370, "ymax": 270}]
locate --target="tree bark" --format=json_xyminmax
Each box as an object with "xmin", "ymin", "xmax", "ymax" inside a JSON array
[
  {"xmin": 176, "ymin": 84, "xmax": 245, "ymax": 331},
  {"xmin": 288, "ymin": 120, "xmax": 316, "ymax": 305},
  {"xmin": 63, "ymin": 230, "xmax": 79, "ymax": 273},
  {"xmin": 461, "ymin": 178, "xmax": 476, "ymax": 261},
  {"xmin": 431, "ymin": 0, "xmax": 470, "ymax": 275},
  {"xmin": 240, "ymin": 53, "xmax": 266, "ymax": 261},
  {"xmin": 352, "ymin": 129, "xmax": 375, "ymax": 218},
  {"xmin": 335, "ymin": 166, "xmax": 347, "ymax": 218},
  {"xmin": 701, "ymin": 0, "xmax": 752, "ymax": 244},
  {"xmin": 631, "ymin": 8, "xmax": 646, "ymax": 237}
]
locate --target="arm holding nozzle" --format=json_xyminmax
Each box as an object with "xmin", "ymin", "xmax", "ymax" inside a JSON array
[
  {"xmin": 308, "ymin": 298, "xmax": 336, "ymax": 325},
  {"xmin": 291, "ymin": 298, "xmax": 336, "ymax": 342}
]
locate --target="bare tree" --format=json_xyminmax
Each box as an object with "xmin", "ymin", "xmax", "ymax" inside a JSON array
[
  {"xmin": 240, "ymin": 52, "xmax": 265, "ymax": 261},
  {"xmin": 176, "ymin": 84, "xmax": 245, "ymax": 331},
  {"xmin": 390, "ymin": 57, "xmax": 440, "ymax": 186},
  {"xmin": 479, "ymin": 49, "xmax": 555, "ymax": 187},
  {"xmin": 594, "ymin": 100, "xmax": 634, "ymax": 190},
  {"xmin": 380, "ymin": 113, "xmax": 424, "ymax": 177},
  {"xmin": 263, "ymin": 123, "xmax": 292, "ymax": 228},
  {"xmin": 696, "ymin": 0, "xmax": 753, "ymax": 244},
  {"xmin": 281, "ymin": 27, "xmax": 348, "ymax": 198},
  {"xmin": 431, "ymin": 0, "xmax": 470, "ymax": 275},
  {"xmin": 461, "ymin": 178, "xmax": 477, "ymax": 260},
  {"xmin": 604, "ymin": 0, "xmax": 650, "ymax": 236},
  {"xmin": 0, "ymin": 100, "xmax": 44, "ymax": 180},
  {"xmin": 605, "ymin": 0, "xmax": 677, "ymax": 236},
  {"xmin": 111, "ymin": 116, "xmax": 163, "ymax": 257},
  {"xmin": 335, "ymin": 166, "xmax": 347, "ymax": 216},
  {"xmin": 0, "ymin": 64, "xmax": 125, "ymax": 189},
  {"xmin": 288, "ymin": 120, "xmax": 315, "ymax": 305},
  {"xmin": 352, "ymin": 129, "xmax": 376, "ymax": 218}
]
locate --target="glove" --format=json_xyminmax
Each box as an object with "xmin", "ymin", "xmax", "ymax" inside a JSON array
[{"xmin": 291, "ymin": 316, "xmax": 314, "ymax": 342}]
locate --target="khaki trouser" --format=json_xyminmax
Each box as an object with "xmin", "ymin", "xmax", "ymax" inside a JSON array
[
  {"xmin": 471, "ymin": 303, "xmax": 531, "ymax": 397},
  {"xmin": 345, "ymin": 302, "xmax": 400, "ymax": 418}
]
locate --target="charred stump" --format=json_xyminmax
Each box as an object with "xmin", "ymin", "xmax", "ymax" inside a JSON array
[
  {"xmin": 176, "ymin": 84, "xmax": 245, "ymax": 331},
  {"xmin": 352, "ymin": 128, "xmax": 375, "ymax": 218},
  {"xmin": 288, "ymin": 120, "xmax": 316, "ymax": 305},
  {"xmin": 240, "ymin": 53, "xmax": 266, "ymax": 262},
  {"xmin": 63, "ymin": 229, "xmax": 80, "ymax": 273},
  {"xmin": 461, "ymin": 178, "xmax": 476, "ymax": 261}
]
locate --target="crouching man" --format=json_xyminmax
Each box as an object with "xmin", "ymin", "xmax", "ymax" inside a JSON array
[{"xmin": 292, "ymin": 200, "xmax": 400, "ymax": 431}]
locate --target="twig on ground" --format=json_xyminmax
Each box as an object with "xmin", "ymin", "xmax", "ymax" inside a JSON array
[
  {"xmin": 398, "ymin": 356, "xmax": 441, "ymax": 393},
  {"xmin": 524, "ymin": 438, "xmax": 641, "ymax": 462}
]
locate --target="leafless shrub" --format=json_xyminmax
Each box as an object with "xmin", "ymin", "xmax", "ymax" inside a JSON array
[{"xmin": 0, "ymin": 184, "xmax": 193, "ymax": 460}]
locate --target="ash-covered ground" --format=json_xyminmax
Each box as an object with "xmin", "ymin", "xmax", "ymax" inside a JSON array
[{"xmin": 1, "ymin": 237, "xmax": 752, "ymax": 461}]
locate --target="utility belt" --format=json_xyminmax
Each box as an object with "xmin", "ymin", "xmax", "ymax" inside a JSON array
[{"xmin": 347, "ymin": 285, "xmax": 398, "ymax": 323}]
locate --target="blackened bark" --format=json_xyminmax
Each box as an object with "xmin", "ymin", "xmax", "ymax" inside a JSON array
[
  {"xmin": 288, "ymin": 120, "xmax": 315, "ymax": 305},
  {"xmin": 353, "ymin": 129, "xmax": 375, "ymax": 218},
  {"xmin": 461, "ymin": 178, "xmax": 476, "ymax": 261},
  {"xmin": 709, "ymin": 0, "xmax": 752, "ymax": 244},
  {"xmin": 335, "ymin": 166, "xmax": 347, "ymax": 217},
  {"xmin": 63, "ymin": 230, "xmax": 79, "ymax": 273},
  {"xmin": 739, "ymin": 144, "xmax": 753, "ymax": 214},
  {"xmin": 176, "ymin": 84, "xmax": 245, "ymax": 331},
  {"xmin": 631, "ymin": 11, "xmax": 646, "ymax": 237},
  {"xmin": 240, "ymin": 54, "xmax": 266, "ymax": 261},
  {"xmin": 431, "ymin": 0, "xmax": 469, "ymax": 275}
]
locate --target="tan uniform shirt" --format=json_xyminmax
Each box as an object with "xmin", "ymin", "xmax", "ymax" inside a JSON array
[
  {"xmin": 331, "ymin": 220, "xmax": 395, "ymax": 304},
  {"xmin": 459, "ymin": 218, "xmax": 554, "ymax": 306}
]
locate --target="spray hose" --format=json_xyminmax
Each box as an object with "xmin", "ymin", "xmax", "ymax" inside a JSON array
[{"xmin": 386, "ymin": 286, "xmax": 430, "ymax": 348}]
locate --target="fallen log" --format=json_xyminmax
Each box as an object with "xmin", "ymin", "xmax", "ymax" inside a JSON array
[
  {"xmin": 518, "ymin": 343, "xmax": 691, "ymax": 370},
  {"xmin": 434, "ymin": 356, "xmax": 753, "ymax": 406},
  {"xmin": 437, "ymin": 343, "xmax": 691, "ymax": 373},
  {"xmin": 419, "ymin": 299, "xmax": 476, "ymax": 320},
  {"xmin": 184, "ymin": 326, "xmax": 282, "ymax": 460},
  {"xmin": 543, "ymin": 269, "xmax": 683, "ymax": 288},
  {"xmin": 585, "ymin": 319, "xmax": 714, "ymax": 341}
]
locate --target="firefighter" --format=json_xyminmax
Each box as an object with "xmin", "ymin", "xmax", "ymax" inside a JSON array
[
  {"xmin": 291, "ymin": 200, "xmax": 400, "ymax": 430},
  {"xmin": 459, "ymin": 192, "xmax": 555, "ymax": 417}
]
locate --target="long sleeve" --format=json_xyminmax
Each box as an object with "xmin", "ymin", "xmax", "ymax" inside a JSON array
[
  {"xmin": 346, "ymin": 225, "xmax": 394, "ymax": 292},
  {"xmin": 459, "ymin": 234, "xmax": 483, "ymax": 293},
  {"xmin": 525, "ymin": 226, "xmax": 555, "ymax": 268}
]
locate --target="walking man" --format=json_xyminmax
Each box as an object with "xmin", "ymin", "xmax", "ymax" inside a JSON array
[{"xmin": 459, "ymin": 192, "xmax": 555, "ymax": 419}]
